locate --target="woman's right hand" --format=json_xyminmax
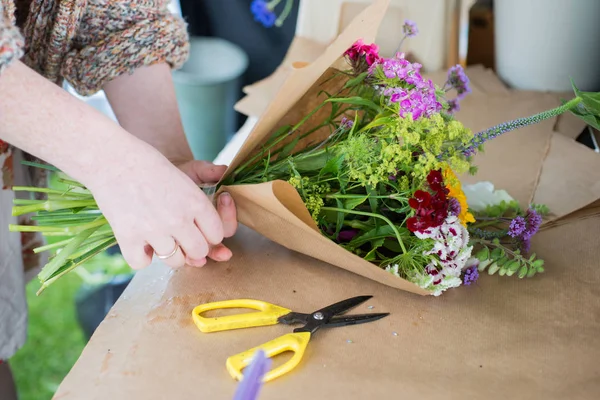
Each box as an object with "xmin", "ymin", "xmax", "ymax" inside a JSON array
[{"xmin": 86, "ymin": 139, "xmax": 233, "ymax": 270}]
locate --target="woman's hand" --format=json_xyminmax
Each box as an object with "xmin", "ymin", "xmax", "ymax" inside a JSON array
[
  {"xmin": 177, "ymin": 160, "xmax": 238, "ymax": 264},
  {"xmin": 87, "ymin": 142, "xmax": 236, "ymax": 270}
]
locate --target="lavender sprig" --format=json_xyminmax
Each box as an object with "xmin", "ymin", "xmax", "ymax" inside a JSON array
[{"xmin": 459, "ymin": 96, "xmax": 582, "ymax": 156}]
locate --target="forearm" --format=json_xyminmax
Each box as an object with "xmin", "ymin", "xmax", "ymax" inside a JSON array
[
  {"xmin": 102, "ymin": 63, "xmax": 193, "ymax": 164},
  {"xmin": 0, "ymin": 61, "xmax": 146, "ymax": 185}
]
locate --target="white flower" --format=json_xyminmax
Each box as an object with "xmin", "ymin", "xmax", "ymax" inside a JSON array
[
  {"xmin": 462, "ymin": 181, "xmax": 514, "ymax": 213},
  {"xmin": 385, "ymin": 264, "xmax": 401, "ymax": 277}
]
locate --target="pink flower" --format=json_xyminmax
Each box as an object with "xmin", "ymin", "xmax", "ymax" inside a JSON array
[{"xmin": 344, "ymin": 39, "xmax": 382, "ymax": 66}]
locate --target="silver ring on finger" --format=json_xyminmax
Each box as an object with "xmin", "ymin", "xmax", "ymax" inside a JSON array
[{"xmin": 155, "ymin": 242, "xmax": 179, "ymax": 259}]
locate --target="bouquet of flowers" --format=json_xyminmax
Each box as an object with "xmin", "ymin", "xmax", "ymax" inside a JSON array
[{"xmin": 10, "ymin": 2, "xmax": 600, "ymax": 296}]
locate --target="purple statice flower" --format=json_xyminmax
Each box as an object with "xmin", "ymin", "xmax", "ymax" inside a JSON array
[
  {"xmin": 340, "ymin": 116, "xmax": 354, "ymax": 130},
  {"xmin": 338, "ymin": 229, "xmax": 359, "ymax": 242},
  {"xmin": 463, "ymin": 265, "xmax": 479, "ymax": 286},
  {"xmin": 402, "ymin": 19, "xmax": 419, "ymax": 37},
  {"xmin": 233, "ymin": 349, "xmax": 271, "ymax": 400},
  {"xmin": 508, "ymin": 216, "xmax": 526, "ymax": 238},
  {"xmin": 447, "ymin": 98, "xmax": 460, "ymax": 114},
  {"xmin": 523, "ymin": 209, "xmax": 542, "ymax": 239},
  {"xmin": 446, "ymin": 65, "xmax": 471, "ymax": 99},
  {"xmin": 448, "ymin": 197, "xmax": 461, "ymax": 217},
  {"xmin": 251, "ymin": 0, "xmax": 276, "ymax": 28}
]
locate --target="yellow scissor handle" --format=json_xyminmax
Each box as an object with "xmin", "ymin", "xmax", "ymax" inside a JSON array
[
  {"xmin": 192, "ymin": 299, "xmax": 292, "ymax": 333},
  {"xmin": 226, "ymin": 332, "xmax": 312, "ymax": 382}
]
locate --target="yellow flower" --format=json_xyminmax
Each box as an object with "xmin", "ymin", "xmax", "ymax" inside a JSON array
[{"xmin": 443, "ymin": 167, "xmax": 475, "ymax": 227}]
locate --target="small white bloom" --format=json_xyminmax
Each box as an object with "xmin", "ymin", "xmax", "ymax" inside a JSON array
[
  {"xmin": 385, "ymin": 264, "xmax": 401, "ymax": 277},
  {"xmin": 462, "ymin": 181, "xmax": 514, "ymax": 213}
]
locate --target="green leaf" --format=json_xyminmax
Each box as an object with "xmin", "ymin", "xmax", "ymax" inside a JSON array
[
  {"xmin": 367, "ymin": 186, "xmax": 378, "ymax": 213},
  {"xmin": 279, "ymin": 137, "xmax": 300, "ymax": 159},
  {"xmin": 488, "ymin": 262, "xmax": 500, "ymax": 275},
  {"xmin": 490, "ymin": 247, "xmax": 504, "ymax": 260},
  {"xmin": 363, "ymin": 238, "xmax": 385, "ymax": 261},
  {"xmin": 335, "ymin": 198, "xmax": 344, "ymax": 236},
  {"xmin": 344, "ymin": 196, "xmax": 368, "ymax": 210},
  {"xmin": 326, "ymin": 97, "xmax": 381, "ymax": 113},
  {"xmin": 294, "ymin": 152, "xmax": 332, "ymax": 172},
  {"xmin": 320, "ymin": 153, "xmax": 344, "ymax": 176},
  {"xmin": 382, "ymin": 238, "xmax": 403, "ymax": 252},
  {"xmin": 344, "ymin": 72, "xmax": 368, "ymax": 89},
  {"xmin": 475, "ymin": 247, "xmax": 490, "ymax": 261},
  {"xmin": 572, "ymin": 79, "xmax": 600, "ymax": 113},
  {"xmin": 349, "ymin": 225, "xmax": 406, "ymax": 248},
  {"xmin": 518, "ymin": 265, "xmax": 528, "ymax": 278}
]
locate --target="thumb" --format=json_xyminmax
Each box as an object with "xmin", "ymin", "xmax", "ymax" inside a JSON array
[{"xmin": 189, "ymin": 161, "xmax": 228, "ymax": 183}]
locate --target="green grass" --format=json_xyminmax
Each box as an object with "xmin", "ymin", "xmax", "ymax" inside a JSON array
[{"xmin": 10, "ymin": 274, "xmax": 87, "ymax": 400}]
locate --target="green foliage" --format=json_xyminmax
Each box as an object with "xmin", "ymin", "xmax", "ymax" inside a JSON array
[{"xmin": 474, "ymin": 239, "xmax": 545, "ymax": 278}]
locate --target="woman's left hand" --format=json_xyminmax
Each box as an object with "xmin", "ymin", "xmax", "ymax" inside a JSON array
[{"xmin": 177, "ymin": 160, "xmax": 238, "ymax": 264}]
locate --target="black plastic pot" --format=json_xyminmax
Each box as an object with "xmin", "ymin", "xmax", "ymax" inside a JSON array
[{"xmin": 74, "ymin": 274, "xmax": 133, "ymax": 340}]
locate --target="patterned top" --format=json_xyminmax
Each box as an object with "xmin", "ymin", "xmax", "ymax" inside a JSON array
[{"xmin": 0, "ymin": 0, "xmax": 189, "ymax": 94}]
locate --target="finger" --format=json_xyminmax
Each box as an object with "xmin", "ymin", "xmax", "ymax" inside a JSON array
[
  {"xmin": 192, "ymin": 161, "xmax": 227, "ymax": 183},
  {"xmin": 217, "ymin": 192, "xmax": 238, "ymax": 238},
  {"xmin": 150, "ymin": 237, "xmax": 186, "ymax": 269},
  {"xmin": 175, "ymin": 224, "xmax": 209, "ymax": 267},
  {"xmin": 119, "ymin": 240, "xmax": 153, "ymax": 270},
  {"xmin": 207, "ymin": 243, "xmax": 232, "ymax": 262},
  {"xmin": 194, "ymin": 201, "xmax": 224, "ymax": 245}
]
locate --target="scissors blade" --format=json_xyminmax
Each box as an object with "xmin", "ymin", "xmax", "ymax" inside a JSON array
[
  {"xmin": 325, "ymin": 313, "xmax": 389, "ymax": 328},
  {"xmin": 316, "ymin": 295, "xmax": 373, "ymax": 317}
]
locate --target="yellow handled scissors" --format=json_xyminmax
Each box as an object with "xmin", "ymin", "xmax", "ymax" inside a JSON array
[{"xmin": 192, "ymin": 295, "xmax": 388, "ymax": 382}]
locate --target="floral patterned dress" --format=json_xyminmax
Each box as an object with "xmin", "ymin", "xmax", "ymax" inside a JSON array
[{"xmin": 0, "ymin": 0, "xmax": 189, "ymax": 360}]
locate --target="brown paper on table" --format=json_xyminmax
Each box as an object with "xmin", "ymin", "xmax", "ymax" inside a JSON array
[
  {"xmin": 54, "ymin": 218, "xmax": 600, "ymax": 400},
  {"xmin": 215, "ymin": 0, "xmax": 600, "ymax": 295}
]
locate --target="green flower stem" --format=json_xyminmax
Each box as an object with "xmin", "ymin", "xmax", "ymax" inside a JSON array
[
  {"xmin": 33, "ymin": 231, "xmax": 113, "ymax": 254},
  {"xmin": 9, "ymin": 217, "xmax": 106, "ymax": 234},
  {"xmin": 38, "ymin": 226, "xmax": 99, "ymax": 282},
  {"xmin": 275, "ymin": 0, "xmax": 293, "ymax": 26},
  {"xmin": 37, "ymin": 237, "xmax": 117, "ymax": 295},
  {"xmin": 11, "ymin": 199, "xmax": 97, "ymax": 216},
  {"xmin": 472, "ymin": 238, "xmax": 521, "ymax": 260},
  {"xmin": 321, "ymin": 206, "xmax": 407, "ymax": 253},
  {"xmin": 11, "ymin": 186, "xmax": 91, "ymax": 197},
  {"xmin": 327, "ymin": 193, "xmax": 407, "ymax": 200}
]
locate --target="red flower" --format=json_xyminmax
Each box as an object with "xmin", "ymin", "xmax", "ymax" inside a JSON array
[
  {"xmin": 427, "ymin": 170, "xmax": 444, "ymax": 192},
  {"xmin": 408, "ymin": 190, "xmax": 431, "ymax": 209}
]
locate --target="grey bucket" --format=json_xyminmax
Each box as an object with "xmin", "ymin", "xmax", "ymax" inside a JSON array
[{"xmin": 173, "ymin": 37, "xmax": 249, "ymax": 161}]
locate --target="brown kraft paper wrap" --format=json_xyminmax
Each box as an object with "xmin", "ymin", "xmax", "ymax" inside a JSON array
[{"xmin": 217, "ymin": 0, "xmax": 600, "ymax": 295}]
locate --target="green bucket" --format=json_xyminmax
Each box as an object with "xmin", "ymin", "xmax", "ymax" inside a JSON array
[{"xmin": 173, "ymin": 37, "xmax": 249, "ymax": 161}]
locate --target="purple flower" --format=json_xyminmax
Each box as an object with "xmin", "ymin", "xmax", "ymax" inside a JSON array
[
  {"xmin": 233, "ymin": 349, "xmax": 271, "ymax": 400},
  {"xmin": 251, "ymin": 0, "xmax": 276, "ymax": 28},
  {"xmin": 402, "ymin": 19, "xmax": 418, "ymax": 37},
  {"xmin": 448, "ymin": 197, "xmax": 461, "ymax": 217},
  {"xmin": 447, "ymin": 98, "xmax": 460, "ymax": 114},
  {"xmin": 524, "ymin": 209, "xmax": 542, "ymax": 239},
  {"xmin": 463, "ymin": 265, "xmax": 479, "ymax": 286},
  {"xmin": 340, "ymin": 116, "xmax": 354, "ymax": 130},
  {"xmin": 338, "ymin": 229, "xmax": 359, "ymax": 242},
  {"xmin": 520, "ymin": 237, "xmax": 531, "ymax": 253},
  {"xmin": 446, "ymin": 65, "xmax": 471, "ymax": 99},
  {"xmin": 508, "ymin": 216, "xmax": 526, "ymax": 238}
]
